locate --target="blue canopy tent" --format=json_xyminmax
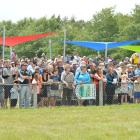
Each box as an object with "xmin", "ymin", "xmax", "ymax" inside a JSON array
[{"xmin": 66, "ymin": 40, "xmax": 140, "ymax": 61}]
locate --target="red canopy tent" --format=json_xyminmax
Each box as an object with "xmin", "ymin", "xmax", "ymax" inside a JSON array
[{"xmin": 0, "ymin": 32, "xmax": 56, "ymax": 47}]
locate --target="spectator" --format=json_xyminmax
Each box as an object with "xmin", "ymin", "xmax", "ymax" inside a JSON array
[
  {"xmin": 71, "ymin": 60, "xmax": 78, "ymax": 75},
  {"xmin": 127, "ymin": 64, "xmax": 135, "ymax": 81},
  {"xmin": 133, "ymin": 76, "xmax": 140, "ymax": 103},
  {"xmin": 98, "ymin": 62, "xmax": 106, "ymax": 76},
  {"xmin": 27, "ymin": 61, "xmax": 35, "ymax": 75},
  {"xmin": 18, "ymin": 62, "xmax": 32, "ymax": 108},
  {"xmin": 2, "ymin": 60, "xmax": 13, "ymax": 108},
  {"xmin": 90, "ymin": 64, "xmax": 96, "ymax": 83},
  {"xmin": 75, "ymin": 64, "xmax": 91, "ymax": 85},
  {"xmin": 38, "ymin": 62, "xmax": 44, "ymax": 75},
  {"xmin": 10, "ymin": 49, "xmax": 17, "ymax": 62},
  {"xmin": 118, "ymin": 65, "xmax": 128, "ymax": 104},
  {"xmin": 75, "ymin": 61, "xmax": 86, "ymax": 74},
  {"xmin": 135, "ymin": 63, "xmax": 140, "ymax": 77},
  {"xmin": 120, "ymin": 73, "xmax": 128, "ymax": 104},
  {"xmin": 57, "ymin": 59, "xmax": 64, "ymax": 79},
  {"xmin": 75, "ymin": 64, "xmax": 91, "ymax": 105},
  {"xmin": 105, "ymin": 66, "xmax": 117, "ymax": 105},
  {"xmin": 32, "ymin": 68, "xmax": 42, "ymax": 107},
  {"xmin": 41, "ymin": 69, "xmax": 49, "ymax": 107},
  {"xmin": 61, "ymin": 64, "xmax": 74, "ymax": 105},
  {"xmin": 92, "ymin": 67, "xmax": 106, "ymax": 105},
  {"xmin": 10, "ymin": 81, "xmax": 19, "ymax": 108},
  {"xmin": 48, "ymin": 69, "xmax": 60, "ymax": 107},
  {"xmin": 127, "ymin": 64, "xmax": 135, "ymax": 102}
]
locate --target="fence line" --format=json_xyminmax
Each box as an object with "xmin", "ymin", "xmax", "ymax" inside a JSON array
[{"xmin": 0, "ymin": 81, "xmax": 139, "ymax": 108}]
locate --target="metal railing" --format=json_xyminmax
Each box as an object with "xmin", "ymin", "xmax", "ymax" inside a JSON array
[
  {"xmin": 0, "ymin": 81, "xmax": 139, "ymax": 108},
  {"xmin": 98, "ymin": 80, "xmax": 140, "ymax": 105}
]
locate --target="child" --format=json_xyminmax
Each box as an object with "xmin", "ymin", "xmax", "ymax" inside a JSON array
[
  {"xmin": 120, "ymin": 73, "xmax": 128, "ymax": 103},
  {"xmin": 32, "ymin": 71, "xmax": 42, "ymax": 107},
  {"xmin": 10, "ymin": 81, "xmax": 19, "ymax": 108},
  {"xmin": 134, "ymin": 76, "xmax": 140, "ymax": 103}
]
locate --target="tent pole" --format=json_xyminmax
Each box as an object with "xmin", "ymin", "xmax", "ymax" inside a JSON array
[
  {"xmin": 10, "ymin": 46, "xmax": 12, "ymax": 61},
  {"xmin": 63, "ymin": 29, "xmax": 66, "ymax": 62},
  {"xmin": 2, "ymin": 26, "xmax": 5, "ymax": 61},
  {"xmin": 105, "ymin": 43, "xmax": 108, "ymax": 63},
  {"xmin": 49, "ymin": 39, "xmax": 52, "ymax": 60},
  {"xmin": 97, "ymin": 51, "xmax": 100, "ymax": 57}
]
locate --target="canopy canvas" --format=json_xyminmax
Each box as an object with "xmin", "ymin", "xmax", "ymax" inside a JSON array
[
  {"xmin": 66, "ymin": 40, "xmax": 140, "ymax": 51},
  {"xmin": 0, "ymin": 32, "xmax": 56, "ymax": 61},
  {"xmin": 0, "ymin": 32, "xmax": 56, "ymax": 47},
  {"xmin": 66, "ymin": 40, "xmax": 140, "ymax": 60},
  {"xmin": 120, "ymin": 45, "xmax": 140, "ymax": 52}
]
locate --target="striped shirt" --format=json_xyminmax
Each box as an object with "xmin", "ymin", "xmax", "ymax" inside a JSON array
[{"xmin": 61, "ymin": 71, "xmax": 74, "ymax": 88}]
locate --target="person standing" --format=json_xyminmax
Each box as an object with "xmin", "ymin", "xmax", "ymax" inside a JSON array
[
  {"xmin": 48, "ymin": 69, "xmax": 60, "ymax": 107},
  {"xmin": 2, "ymin": 61, "xmax": 13, "ymax": 108},
  {"xmin": 75, "ymin": 64, "xmax": 91, "ymax": 85},
  {"xmin": 19, "ymin": 62, "xmax": 32, "ymax": 108},
  {"xmin": 10, "ymin": 81, "xmax": 19, "ymax": 108},
  {"xmin": 120, "ymin": 73, "xmax": 128, "ymax": 104},
  {"xmin": 41, "ymin": 69, "xmax": 49, "ymax": 107},
  {"xmin": 133, "ymin": 76, "xmax": 140, "ymax": 103},
  {"xmin": 10, "ymin": 50, "xmax": 17, "ymax": 62},
  {"xmin": 91, "ymin": 67, "xmax": 106, "ymax": 105},
  {"xmin": 75, "ymin": 64, "xmax": 91, "ymax": 105},
  {"xmin": 127, "ymin": 64, "xmax": 135, "ymax": 103},
  {"xmin": 135, "ymin": 63, "xmax": 140, "ymax": 77},
  {"xmin": 61, "ymin": 64, "xmax": 74, "ymax": 105},
  {"xmin": 105, "ymin": 66, "xmax": 117, "ymax": 105},
  {"xmin": 31, "ymin": 68, "xmax": 42, "ymax": 107},
  {"xmin": 118, "ymin": 65, "xmax": 128, "ymax": 104}
]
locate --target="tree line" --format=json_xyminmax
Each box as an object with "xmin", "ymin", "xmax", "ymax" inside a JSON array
[{"xmin": 0, "ymin": 5, "xmax": 140, "ymax": 60}]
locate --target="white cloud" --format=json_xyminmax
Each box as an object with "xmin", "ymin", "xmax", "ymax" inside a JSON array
[{"xmin": 0, "ymin": 0, "xmax": 139, "ymax": 21}]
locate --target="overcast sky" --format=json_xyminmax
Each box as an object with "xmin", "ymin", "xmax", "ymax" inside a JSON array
[{"xmin": 0, "ymin": 0, "xmax": 140, "ymax": 22}]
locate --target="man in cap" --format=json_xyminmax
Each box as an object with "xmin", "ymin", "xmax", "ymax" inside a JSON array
[{"xmin": 19, "ymin": 62, "xmax": 32, "ymax": 108}]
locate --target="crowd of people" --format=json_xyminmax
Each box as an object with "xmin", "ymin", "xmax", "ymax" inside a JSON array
[{"xmin": 0, "ymin": 52, "xmax": 140, "ymax": 108}]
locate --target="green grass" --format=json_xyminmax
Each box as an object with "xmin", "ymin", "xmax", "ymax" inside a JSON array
[
  {"xmin": 120, "ymin": 45, "xmax": 140, "ymax": 52},
  {"xmin": 0, "ymin": 104, "xmax": 140, "ymax": 140}
]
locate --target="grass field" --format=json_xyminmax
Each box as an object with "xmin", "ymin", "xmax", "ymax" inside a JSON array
[{"xmin": 0, "ymin": 104, "xmax": 140, "ymax": 140}]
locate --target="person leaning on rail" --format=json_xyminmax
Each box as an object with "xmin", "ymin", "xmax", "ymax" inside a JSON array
[
  {"xmin": 61, "ymin": 64, "xmax": 74, "ymax": 106},
  {"xmin": 18, "ymin": 62, "xmax": 32, "ymax": 108}
]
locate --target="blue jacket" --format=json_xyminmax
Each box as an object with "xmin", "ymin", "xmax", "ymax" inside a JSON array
[
  {"xmin": 135, "ymin": 68, "xmax": 140, "ymax": 77},
  {"xmin": 75, "ymin": 71, "xmax": 91, "ymax": 84}
]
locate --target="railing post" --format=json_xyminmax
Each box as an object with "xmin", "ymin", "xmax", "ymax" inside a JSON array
[{"xmin": 99, "ymin": 80, "xmax": 103, "ymax": 106}]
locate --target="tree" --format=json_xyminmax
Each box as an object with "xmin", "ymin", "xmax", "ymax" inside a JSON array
[
  {"xmin": 0, "ymin": 5, "xmax": 140, "ymax": 60},
  {"xmin": 133, "ymin": 5, "xmax": 140, "ymax": 24},
  {"xmin": 90, "ymin": 7, "xmax": 119, "ymax": 41},
  {"xmin": 119, "ymin": 5, "xmax": 140, "ymax": 40}
]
